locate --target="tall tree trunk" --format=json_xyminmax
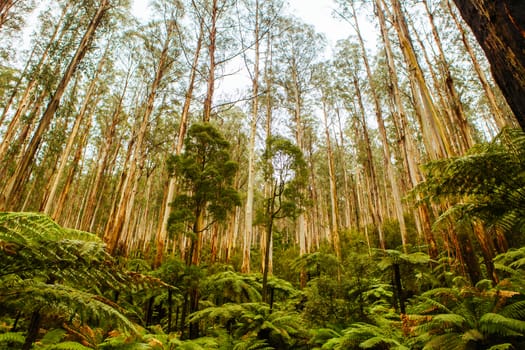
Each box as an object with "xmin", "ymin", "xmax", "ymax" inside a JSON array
[
  {"xmin": 80, "ymin": 72, "xmax": 130, "ymax": 231},
  {"xmin": 353, "ymin": 76, "xmax": 386, "ymax": 250},
  {"xmin": 384, "ymin": 0, "xmax": 452, "ymax": 160},
  {"xmin": 1, "ymin": 0, "xmax": 109, "ymax": 210},
  {"xmin": 0, "ymin": 3, "xmax": 70, "ymax": 162},
  {"xmin": 53, "ymin": 110, "xmax": 94, "ymax": 221},
  {"xmin": 262, "ymin": 185, "xmax": 276, "ymax": 303},
  {"xmin": 374, "ymin": 0, "xmax": 439, "ymax": 258},
  {"xmin": 422, "ymin": 0, "xmax": 474, "ymax": 152},
  {"xmin": 321, "ymin": 98, "xmax": 340, "ymax": 257},
  {"xmin": 203, "ymin": 0, "xmax": 217, "ymax": 122},
  {"xmin": 446, "ymin": 0, "xmax": 512, "ymax": 130},
  {"xmin": 104, "ymin": 21, "xmax": 174, "ymax": 254},
  {"xmin": 452, "ymin": 0, "xmax": 525, "ymax": 129},
  {"xmin": 242, "ymin": 0, "xmax": 261, "ymax": 273},
  {"xmin": 154, "ymin": 18, "xmax": 203, "ymax": 268},
  {"xmin": 42, "ymin": 46, "xmax": 108, "ymax": 215},
  {"xmin": 408, "ymin": 18, "xmax": 462, "ymax": 155},
  {"xmin": 335, "ymin": 108, "xmax": 355, "ymax": 230},
  {"xmin": 352, "ymin": 1, "xmax": 407, "ymax": 251},
  {"xmin": 261, "ymin": 30, "xmax": 274, "ymax": 278}
]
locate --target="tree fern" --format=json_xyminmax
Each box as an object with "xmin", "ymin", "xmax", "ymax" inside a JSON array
[
  {"xmin": 202, "ymin": 271, "xmax": 261, "ymax": 304},
  {"xmin": 319, "ymin": 321, "xmax": 407, "ymax": 350},
  {"xmin": 0, "ymin": 212, "xmax": 176, "ymax": 348},
  {"xmin": 189, "ymin": 302, "xmax": 307, "ymax": 348},
  {"xmin": 415, "ymin": 128, "xmax": 525, "ymax": 239},
  {"xmin": 409, "ymin": 283, "xmax": 525, "ymax": 349}
]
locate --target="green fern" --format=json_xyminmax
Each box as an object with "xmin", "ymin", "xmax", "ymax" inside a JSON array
[
  {"xmin": 409, "ymin": 284, "xmax": 525, "ymax": 349},
  {"xmin": 202, "ymin": 271, "xmax": 261, "ymax": 304},
  {"xmin": 232, "ymin": 338, "xmax": 273, "ymax": 350},
  {"xmin": 0, "ymin": 331, "xmax": 25, "ymax": 345},
  {"xmin": 36, "ymin": 341, "xmax": 93, "ymax": 350},
  {"xmin": 415, "ymin": 128, "xmax": 525, "ymax": 239}
]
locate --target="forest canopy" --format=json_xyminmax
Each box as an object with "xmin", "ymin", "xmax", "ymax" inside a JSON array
[{"xmin": 1, "ymin": 0, "xmax": 524, "ymax": 348}]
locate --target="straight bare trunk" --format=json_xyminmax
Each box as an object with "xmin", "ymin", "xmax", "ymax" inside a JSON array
[
  {"xmin": 154, "ymin": 18, "xmax": 204, "ymax": 268},
  {"xmin": 1, "ymin": 0, "xmax": 109, "ymax": 210}
]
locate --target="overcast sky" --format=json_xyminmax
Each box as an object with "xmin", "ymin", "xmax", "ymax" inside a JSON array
[{"xmin": 131, "ymin": 0, "xmax": 359, "ymax": 47}]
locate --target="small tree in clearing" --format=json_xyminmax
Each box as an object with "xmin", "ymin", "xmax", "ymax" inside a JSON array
[{"xmin": 259, "ymin": 136, "xmax": 307, "ymax": 303}]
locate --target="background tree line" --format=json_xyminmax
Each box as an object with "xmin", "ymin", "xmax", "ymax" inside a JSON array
[{"xmin": 1, "ymin": 0, "xmax": 525, "ymax": 347}]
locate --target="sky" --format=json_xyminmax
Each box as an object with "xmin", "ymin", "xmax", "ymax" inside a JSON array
[
  {"xmin": 288, "ymin": 0, "xmax": 349, "ymax": 45},
  {"xmin": 131, "ymin": 0, "xmax": 356, "ymax": 47},
  {"xmin": 129, "ymin": 0, "xmax": 376, "ymax": 98}
]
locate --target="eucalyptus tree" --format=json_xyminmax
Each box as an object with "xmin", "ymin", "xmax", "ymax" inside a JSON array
[
  {"xmin": 168, "ymin": 122, "xmax": 239, "ymax": 338},
  {"xmin": 236, "ymin": 0, "xmax": 285, "ymax": 273},
  {"xmin": 421, "ymin": 0, "xmax": 475, "ymax": 153},
  {"xmin": 445, "ymin": 0, "xmax": 512, "ymax": 131},
  {"xmin": 103, "ymin": 0, "xmax": 184, "ymax": 255},
  {"xmin": 0, "ymin": 0, "xmax": 59, "ymax": 132},
  {"xmin": 78, "ymin": 57, "xmax": 132, "ymax": 234},
  {"xmin": 380, "ymin": 0, "xmax": 452, "ymax": 160},
  {"xmin": 0, "ymin": 2, "xmax": 72, "ymax": 175},
  {"xmin": 155, "ymin": 0, "xmax": 206, "ymax": 268},
  {"xmin": 337, "ymin": 0, "xmax": 410, "ymax": 252},
  {"xmin": 0, "ymin": 0, "xmax": 34, "ymax": 33},
  {"xmin": 372, "ymin": 0, "xmax": 439, "ymax": 259},
  {"xmin": 271, "ymin": 15, "xmax": 325, "ymax": 265},
  {"xmin": 259, "ymin": 136, "xmax": 307, "ymax": 302},
  {"xmin": 187, "ymin": 0, "xmax": 238, "ymax": 122},
  {"xmin": 332, "ymin": 39, "xmax": 387, "ymax": 250},
  {"xmin": 311, "ymin": 62, "xmax": 342, "ymax": 258},
  {"xmin": 41, "ymin": 42, "xmax": 111, "ymax": 217},
  {"xmin": 451, "ymin": 0, "xmax": 525, "ymax": 130},
  {"xmin": 0, "ymin": 0, "xmax": 120, "ymax": 211}
]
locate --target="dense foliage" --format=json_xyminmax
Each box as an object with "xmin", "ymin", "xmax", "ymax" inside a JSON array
[{"xmin": 1, "ymin": 0, "xmax": 525, "ymax": 348}]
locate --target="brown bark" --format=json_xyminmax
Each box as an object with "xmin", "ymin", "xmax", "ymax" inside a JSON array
[
  {"xmin": 0, "ymin": 0, "xmax": 16, "ymax": 29},
  {"xmin": 43, "ymin": 46, "xmax": 108, "ymax": 215},
  {"xmin": 352, "ymin": 1, "xmax": 407, "ymax": 251},
  {"xmin": 0, "ymin": 3, "xmax": 70, "ymax": 162},
  {"xmin": 335, "ymin": 108, "xmax": 354, "ymax": 230},
  {"xmin": 80, "ymin": 72, "xmax": 130, "ymax": 231},
  {"xmin": 1, "ymin": 0, "xmax": 109, "ymax": 210},
  {"xmin": 385, "ymin": 0, "xmax": 452, "ymax": 159},
  {"xmin": 52, "ymin": 109, "xmax": 94, "ymax": 221},
  {"xmin": 452, "ymin": 0, "xmax": 525, "ymax": 129},
  {"xmin": 374, "ymin": 0, "xmax": 439, "ymax": 258},
  {"xmin": 104, "ymin": 21, "xmax": 175, "ymax": 255},
  {"xmin": 203, "ymin": 0, "xmax": 217, "ymax": 122},
  {"xmin": 353, "ymin": 76, "xmax": 386, "ymax": 250},
  {"xmin": 423, "ymin": 0, "xmax": 474, "ymax": 152},
  {"xmin": 446, "ymin": 0, "xmax": 511, "ymax": 130},
  {"xmin": 321, "ymin": 98, "xmax": 340, "ymax": 257},
  {"xmin": 154, "ymin": 18, "xmax": 204, "ymax": 268}
]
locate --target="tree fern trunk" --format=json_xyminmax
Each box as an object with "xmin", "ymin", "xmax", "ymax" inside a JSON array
[{"xmin": 22, "ymin": 310, "xmax": 41, "ymax": 350}]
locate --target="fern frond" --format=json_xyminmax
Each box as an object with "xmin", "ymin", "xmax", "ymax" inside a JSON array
[
  {"xmin": 487, "ymin": 344, "xmax": 514, "ymax": 350},
  {"xmin": 37, "ymin": 341, "xmax": 93, "ymax": 350},
  {"xmin": 479, "ymin": 313, "xmax": 525, "ymax": 336},
  {"xmin": 2, "ymin": 283, "xmax": 138, "ymax": 334},
  {"xmin": 500, "ymin": 301, "xmax": 525, "ymax": 320},
  {"xmin": 421, "ymin": 332, "xmax": 465, "ymax": 350},
  {"xmin": 233, "ymin": 338, "xmax": 272, "ymax": 350},
  {"xmin": 0, "ymin": 332, "xmax": 25, "ymax": 345}
]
